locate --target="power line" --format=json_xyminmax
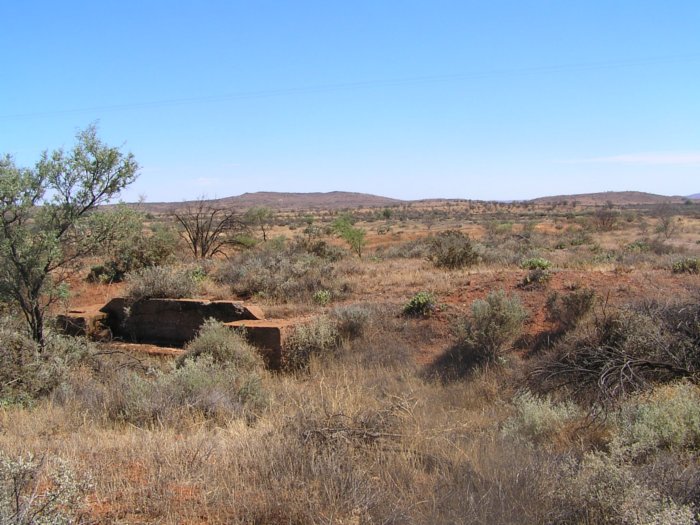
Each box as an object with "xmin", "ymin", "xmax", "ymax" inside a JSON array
[{"xmin": 2, "ymin": 53, "xmax": 699, "ymax": 120}]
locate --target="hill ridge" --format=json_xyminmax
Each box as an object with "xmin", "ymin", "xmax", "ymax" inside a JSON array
[{"xmin": 530, "ymin": 190, "xmax": 690, "ymax": 205}]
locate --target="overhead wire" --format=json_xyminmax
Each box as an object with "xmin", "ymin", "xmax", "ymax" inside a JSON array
[{"xmin": 2, "ymin": 52, "xmax": 699, "ymax": 120}]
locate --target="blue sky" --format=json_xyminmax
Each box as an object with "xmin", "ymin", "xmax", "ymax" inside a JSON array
[{"xmin": 1, "ymin": 1, "xmax": 699, "ymax": 202}]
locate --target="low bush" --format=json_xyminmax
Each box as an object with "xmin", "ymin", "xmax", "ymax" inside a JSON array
[
  {"xmin": 216, "ymin": 244, "xmax": 339, "ymax": 302},
  {"xmin": 611, "ymin": 382, "xmax": 700, "ymax": 460},
  {"xmin": 402, "ymin": 291, "xmax": 437, "ymax": 317},
  {"xmin": 331, "ymin": 303, "xmax": 372, "ymax": 340},
  {"xmin": 312, "ymin": 289, "xmax": 332, "ymax": 306},
  {"xmin": 65, "ymin": 352, "xmax": 267, "ymax": 427},
  {"xmin": 176, "ymin": 319, "xmax": 263, "ymax": 371},
  {"xmin": 284, "ymin": 316, "xmax": 340, "ymax": 370},
  {"xmin": 0, "ymin": 452, "xmax": 90, "ymax": 524},
  {"xmin": 520, "ymin": 257, "xmax": 552, "ymax": 270},
  {"xmin": 553, "ymin": 451, "xmax": 695, "ymax": 524},
  {"xmin": 454, "ymin": 290, "xmax": 528, "ymax": 364},
  {"xmin": 0, "ymin": 326, "xmax": 91, "ymax": 405},
  {"xmin": 375, "ymin": 239, "xmax": 430, "ymax": 259},
  {"xmin": 502, "ymin": 391, "xmax": 581, "ymax": 445},
  {"xmin": 427, "ymin": 230, "xmax": 478, "ymax": 269},
  {"xmin": 520, "ymin": 267, "xmax": 551, "ymax": 289},
  {"xmin": 124, "ymin": 265, "xmax": 202, "ymax": 301},
  {"xmin": 625, "ymin": 238, "xmax": 674, "ymax": 255},
  {"xmin": 533, "ymin": 302, "xmax": 700, "ymax": 404},
  {"xmin": 88, "ymin": 211, "xmax": 178, "ymax": 283},
  {"xmin": 672, "ymin": 257, "xmax": 699, "ymax": 274},
  {"xmin": 545, "ymin": 288, "xmax": 596, "ymax": 332},
  {"xmin": 291, "ymin": 236, "xmax": 347, "ymax": 262}
]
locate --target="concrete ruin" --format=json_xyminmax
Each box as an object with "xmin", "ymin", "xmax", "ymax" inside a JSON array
[{"xmin": 57, "ymin": 298, "xmax": 298, "ymax": 369}]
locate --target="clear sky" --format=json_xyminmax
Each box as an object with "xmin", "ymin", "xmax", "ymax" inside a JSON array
[{"xmin": 1, "ymin": 1, "xmax": 699, "ymax": 202}]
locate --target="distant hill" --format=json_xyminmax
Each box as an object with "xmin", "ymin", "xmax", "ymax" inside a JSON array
[
  {"xmin": 687, "ymin": 193, "xmax": 700, "ymax": 200},
  {"xmin": 530, "ymin": 191, "xmax": 688, "ymax": 206},
  {"xmin": 138, "ymin": 191, "xmax": 403, "ymax": 214}
]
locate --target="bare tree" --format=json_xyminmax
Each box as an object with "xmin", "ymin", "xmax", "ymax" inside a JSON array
[
  {"xmin": 173, "ymin": 198, "xmax": 247, "ymax": 258},
  {"xmin": 655, "ymin": 205, "xmax": 680, "ymax": 240},
  {"xmin": 592, "ymin": 201, "xmax": 619, "ymax": 232}
]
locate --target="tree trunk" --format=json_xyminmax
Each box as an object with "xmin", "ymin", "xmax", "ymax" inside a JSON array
[{"xmin": 30, "ymin": 304, "xmax": 45, "ymax": 350}]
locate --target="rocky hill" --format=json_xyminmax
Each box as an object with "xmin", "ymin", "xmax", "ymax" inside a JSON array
[
  {"xmin": 530, "ymin": 191, "xmax": 689, "ymax": 206},
  {"xmin": 137, "ymin": 191, "xmax": 404, "ymax": 214}
]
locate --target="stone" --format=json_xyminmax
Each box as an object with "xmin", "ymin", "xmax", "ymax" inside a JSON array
[
  {"xmin": 100, "ymin": 298, "xmax": 265, "ymax": 345},
  {"xmin": 226, "ymin": 319, "xmax": 299, "ymax": 369},
  {"xmin": 55, "ymin": 306, "xmax": 109, "ymax": 338}
]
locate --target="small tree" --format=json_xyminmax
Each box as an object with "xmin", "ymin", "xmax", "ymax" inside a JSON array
[
  {"xmin": 0, "ymin": 125, "xmax": 138, "ymax": 346},
  {"xmin": 173, "ymin": 198, "xmax": 247, "ymax": 258},
  {"xmin": 655, "ymin": 205, "xmax": 680, "ymax": 240},
  {"xmin": 592, "ymin": 201, "xmax": 619, "ymax": 232},
  {"xmin": 244, "ymin": 206, "xmax": 274, "ymax": 242},
  {"xmin": 332, "ymin": 215, "xmax": 366, "ymax": 258}
]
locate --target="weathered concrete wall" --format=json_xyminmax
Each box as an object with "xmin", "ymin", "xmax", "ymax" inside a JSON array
[
  {"xmin": 227, "ymin": 319, "xmax": 298, "ymax": 369},
  {"xmin": 100, "ymin": 298, "xmax": 265, "ymax": 345},
  {"xmin": 58, "ymin": 298, "xmax": 306, "ymax": 370}
]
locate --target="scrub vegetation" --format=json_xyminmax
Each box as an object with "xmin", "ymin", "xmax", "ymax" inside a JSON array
[{"xmin": 2, "ymin": 140, "xmax": 700, "ymax": 523}]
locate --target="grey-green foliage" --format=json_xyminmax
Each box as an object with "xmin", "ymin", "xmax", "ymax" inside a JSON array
[
  {"xmin": 672, "ymin": 257, "xmax": 699, "ymax": 274},
  {"xmin": 217, "ymin": 243, "xmax": 338, "ymax": 302},
  {"xmin": 427, "ymin": 230, "xmax": 478, "ymax": 269},
  {"xmin": 285, "ymin": 316, "xmax": 340, "ymax": 370},
  {"xmin": 0, "ymin": 321, "xmax": 91, "ymax": 405},
  {"xmin": 502, "ymin": 391, "xmax": 580, "ymax": 444},
  {"xmin": 457, "ymin": 290, "xmax": 528, "ymax": 362},
  {"xmin": 67, "ymin": 357, "xmax": 264, "ymax": 427},
  {"xmin": 611, "ymin": 382, "xmax": 700, "ymax": 460},
  {"xmin": 177, "ymin": 318, "xmax": 263, "ymax": 371},
  {"xmin": 124, "ymin": 265, "xmax": 202, "ymax": 301},
  {"xmin": 0, "ymin": 124, "xmax": 138, "ymax": 346},
  {"xmin": 88, "ymin": 205, "xmax": 178, "ymax": 283},
  {"xmin": 555, "ymin": 452, "xmax": 695, "ymax": 525},
  {"xmin": 65, "ymin": 323, "xmax": 267, "ymax": 427},
  {"xmin": 0, "ymin": 452, "xmax": 90, "ymax": 524}
]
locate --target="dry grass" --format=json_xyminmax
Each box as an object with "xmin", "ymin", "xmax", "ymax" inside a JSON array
[{"xmin": 3, "ymin": 202, "xmax": 700, "ymax": 523}]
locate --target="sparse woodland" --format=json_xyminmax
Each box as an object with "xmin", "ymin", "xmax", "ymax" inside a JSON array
[{"xmin": 2, "ymin": 154, "xmax": 700, "ymax": 523}]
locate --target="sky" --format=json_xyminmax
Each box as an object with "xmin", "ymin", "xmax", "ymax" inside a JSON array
[{"xmin": 1, "ymin": 1, "xmax": 699, "ymax": 203}]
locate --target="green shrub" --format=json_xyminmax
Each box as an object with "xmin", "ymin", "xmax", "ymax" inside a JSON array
[
  {"xmin": 65, "ymin": 353, "xmax": 266, "ymax": 427},
  {"xmin": 520, "ymin": 257, "xmax": 552, "ymax": 270},
  {"xmin": 124, "ymin": 265, "xmax": 201, "ymax": 301},
  {"xmin": 0, "ymin": 452, "xmax": 90, "ymax": 524},
  {"xmin": 312, "ymin": 289, "xmax": 332, "ymax": 306},
  {"xmin": 402, "ymin": 291, "xmax": 437, "ymax": 317},
  {"xmin": 0, "ymin": 326, "xmax": 91, "ymax": 405},
  {"xmin": 611, "ymin": 382, "xmax": 700, "ymax": 460},
  {"xmin": 177, "ymin": 319, "xmax": 263, "ymax": 371},
  {"xmin": 554, "ymin": 451, "xmax": 695, "ymax": 525},
  {"xmin": 672, "ymin": 257, "xmax": 699, "ymax": 274},
  {"xmin": 332, "ymin": 304, "xmax": 372, "ymax": 340},
  {"xmin": 520, "ymin": 268, "xmax": 551, "ymax": 289},
  {"xmin": 427, "ymin": 230, "xmax": 478, "ymax": 269},
  {"xmin": 376, "ymin": 238, "xmax": 430, "ymax": 259},
  {"xmin": 284, "ymin": 316, "xmax": 340, "ymax": 370},
  {"xmin": 88, "ymin": 211, "xmax": 178, "ymax": 283},
  {"xmin": 625, "ymin": 239, "xmax": 651, "ymax": 253},
  {"xmin": 502, "ymin": 391, "xmax": 580, "ymax": 444},
  {"xmin": 456, "ymin": 290, "xmax": 528, "ymax": 363},
  {"xmin": 216, "ymin": 245, "xmax": 339, "ymax": 302},
  {"xmin": 545, "ymin": 288, "xmax": 596, "ymax": 331}
]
